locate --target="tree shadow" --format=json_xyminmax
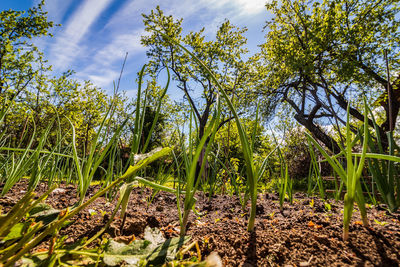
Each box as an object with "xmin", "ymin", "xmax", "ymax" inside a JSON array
[{"xmin": 347, "ymin": 227, "xmax": 400, "ymax": 266}]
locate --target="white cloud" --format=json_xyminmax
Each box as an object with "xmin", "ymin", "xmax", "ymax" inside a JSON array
[
  {"xmin": 103, "ymin": 0, "xmax": 151, "ymax": 31},
  {"xmin": 86, "ymin": 69, "xmax": 120, "ymax": 88},
  {"xmin": 34, "ymin": 0, "xmax": 72, "ymax": 23},
  {"xmin": 104, "ymin": 0, "xmax": 266, "ymax": 33},
  {"xmin": 94, "ymin": 30, "xmax": 146, "ymax": 67},
  {"xmin": 44, "ymin": 0, "xmax": 267, "ymax": 91},
  {"xmin": 238, "ymin": 0, "xmax": 267, "ymax": 15},
  {"xmin": 201, "ymin": 0, "xmax": 267, "ymax": 16},
  {"xmin": 49, "ymin": 0, "xmax": 114, "ymax": 70},
  {"xmin": 80, "ymin": 0, "xmax": 267, "ymax": 90},
  {"xmin": 100, "ymin": 0, "xmax": 263, "ymax": 53},
  {"xmin": 45, "ymin": 0, "xmax": 72, "ymax": 23},
  {"xmin": 78, "ymin": 29, "xmax": 146, "ymax": 88}
]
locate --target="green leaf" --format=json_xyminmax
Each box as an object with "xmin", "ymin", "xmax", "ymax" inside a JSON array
[
  {"xmin": 29, "ymin": 208, "xmax": 60, "ymax": 226},
  {"xmin": 103, "ymin": 239, "xmax": 152, "ymax": 266},
  {"xmin": 103, "ymin": 226, "xmax": 190, "ymax": 266},
  {"xmin": 29, "ymin": 203, "xmax": 52, "ymax": 216},
  {"xmin": 21, "ymin": 254, "xmax": 48, "ymax": 266},
  {"xmin": 146, "ymin": 235, "xmax": 190, "ymax": 265},
  {"xmin": 143, "ymin": 226, "xmax": 165, "ymax": 245},
  {"xmin": 2, "ymin": 222, "xmax": 26, "ymax": 241}
]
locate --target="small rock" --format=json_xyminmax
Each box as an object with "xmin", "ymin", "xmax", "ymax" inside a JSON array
[
  {"xmin": 65, "ymin": 237, "xmax": 74, "ymax": 243},
  {"xmin": 52, "ymin": 188, "xmax": 66, "ymax": 194}
]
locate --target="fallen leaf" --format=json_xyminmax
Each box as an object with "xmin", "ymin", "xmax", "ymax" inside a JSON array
[{"xmin": 308, "ymin": 221, "xmax": 322, "ymax": 229}]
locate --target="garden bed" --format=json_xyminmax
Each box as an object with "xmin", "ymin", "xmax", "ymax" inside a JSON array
[{"xmin": 1, "ymin": 181, "xmax": 400, "ymax": 266}]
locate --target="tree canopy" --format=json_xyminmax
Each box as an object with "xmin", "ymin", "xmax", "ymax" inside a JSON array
[
  {"xmin": 0, "ymin": 2, "xmax": 127, "ymax": 155},
  {"xmin": 0, "ymin": 0, "xmax": 53, "ymax": 96},
  {"xmin": 255, "ymin": 0, "xmax": 400, "ymax": 152},
  {"xmin": 141, "ymin": 6, "xmax": 273, "ymax": 140}
]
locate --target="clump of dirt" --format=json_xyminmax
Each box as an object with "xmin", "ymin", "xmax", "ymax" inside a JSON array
[{"xmin": 1, "ymin": 181, "xmax": 400, "ymax": 266}]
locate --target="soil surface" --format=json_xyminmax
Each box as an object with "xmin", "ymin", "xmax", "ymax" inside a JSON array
[{"xmin": 1, "ymin": 181, "xmax": 400, "ymax": 266}]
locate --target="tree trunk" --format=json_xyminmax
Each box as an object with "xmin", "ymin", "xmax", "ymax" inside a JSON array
[
  {"xmin": 194, "ymin": 122, "xmax": 207, "ymax": 186},
  {"xmin": 294, "ymin": 113, "xmax": 341, "ymax": 153}
]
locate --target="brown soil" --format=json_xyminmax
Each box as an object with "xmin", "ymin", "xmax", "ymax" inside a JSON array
[{"xmin": 1, "ymin": 181, "xmax": 400, "ymax": 266}]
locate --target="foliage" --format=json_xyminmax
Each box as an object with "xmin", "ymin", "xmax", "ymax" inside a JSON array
[
  {"xmin": 0, "ymin": 1, "xmax": 123, "ymax": 157},
  {"xmin": 256, "ymin": 0, "xmax": 400, "ymax": 152},
  {"xmin": 3, "ymin": 1, "xmax": 400, "ymax": 262},
  {"xmin": 158, "ymin": 33, "xmax": 277, "ymax": 232},
  {"xmin": 215, "ymin": 118, "xmax": 270, "ymax": 161},
  {"xmin": 103, "ymin": 227, "xmax": 189, "ymax": 266},
  {"xmin": 306, "ymin": 100, "xmax": 370, "ymax": 240},
  {"xmin": 141, "ymin": 6, "xmax": 266, "ymax": 142},
  {"xmin": 0, "ymin": 0, "xmax": 54, "ymax": 148},
  {"xmin": 212, "ymin": 118, "xmax": 277, "ymax": 191},
  {"xmin": 0, "ymin": 0, "xmax": 54, "ymax": 96},
  {"xmin": 365, "ymin": 106, "xmax": 400, "ymax": 212},
  {"xmin": 0, "ymin": 147, "xmax": 172, "ymax": 266},
  {"xmin": 282, "ymin": 126, "xmax": 311, "ymax": 179}
]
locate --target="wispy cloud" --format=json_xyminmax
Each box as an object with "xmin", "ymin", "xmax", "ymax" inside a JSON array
[
  {"xmin": 44, "ymin": 0, "xmax": 72, "ymax": 23},
  {"xmin": 201, "ymin": 0, "xmax": 267, "ymax": 17},
  {"xmin": 236, "ymin": 0, "xmax": 267, "ymax": 16},
  {"xmin": 80, "ymin": 0, "xmax": 267, "ymax": 90},
  {"xmin": 42, "ymin": 0, "xmax": 267, "ymax": 91},
  {"xmin": 49, "ymin": 0, "xmax": 114, "ymax": 70},
  {"xmin": 34, "ymin": 0, "xmax": 72, "ymax": 23},
  {"xmin": 103, "ymin": 0, "xmax": 149, "ymax": 30},
  {"xmin": 104, "ymin": 0, "xmax": 266, "ymax": 39},
  {"xmin": 78, "ymin": 29, "xmax": 146, "ymax": 87},
  {"xmin": 86, "ymin": 69, "xmax": 120, "ymax": 88},
  {"xmin": 93, "ymin": 30, "xmax": 145, "ymax": 67},
  {"xmin": 103, "ymin": 0, "xmax": 262, "ymax": 33}
]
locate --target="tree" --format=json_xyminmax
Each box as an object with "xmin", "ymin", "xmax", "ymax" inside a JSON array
[
  {"xmin": 255, "ymin": 0, "xmax": 400, "ymax": 152},
  {"xmin": 141, "ymin": 6, "xmax": 254, "ymax": 142},
  {"xmin": 0, "ymin": 0, "xmax": 54, "ymax": 96},
  {"xmin": 0, "ymin": 0, "xmax": 54, "ymax": 146},
  {"xmin": 141, "ymin": 7, "xmax": 270, "ymax": 183},
  {"xmin": 4, "ymin": 71, "xmax": 111, "ymax": 153},
  {"xmin": 0, "ymin": 2, "xmax": 117, "ymax": 154}
]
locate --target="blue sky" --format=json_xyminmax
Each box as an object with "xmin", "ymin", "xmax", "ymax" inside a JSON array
[{"xmin": 1, "ymin": 0, "xmax": 270, "ymax": 99}]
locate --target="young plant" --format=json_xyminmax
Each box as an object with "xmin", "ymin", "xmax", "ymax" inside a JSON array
[
  {"xmin": 158, "ymin": 34, "xmax": 274, "ymax": 232},
  {"xmin": 365, "ymin": 105, "xmax": 400, "ymax": 212},
  {"xmin": 277, "ymin": 163, "xmax": 289, "ymax": 211},
  {"xmin": 307, "ymin": 139, "xmax": 325, "ymax": 199},
  {"xmin": 275, "ymin": 147, "xmax": 291, "ymax": 212},
  {"xmin": 0, "ymin": 111, "xmax": 69, "ymax": 194},
  {"xmin": 306, "ymin": 100, "xmax": 369, "ymax": 241},
  {"xmin": 67, "ymin": 66, "xmax": 163, "ymax": 204},
  {"xmin": 269, "ymin": 131, "xmax": 292, "ymax": 211},
  {"xmin": 0, "ymin": 147, "xmax": 171, "ymax": 266},
  {"xmin": 178, "ymin": 97, "xmax": 221, "ymax": 236},
  {"xmin": 68, "ymin": 110, "xmax": 127, "ymax": 204},
  {"xmin": 117, "ymin": 65, "xmax": 169, "ymax": 230}
]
